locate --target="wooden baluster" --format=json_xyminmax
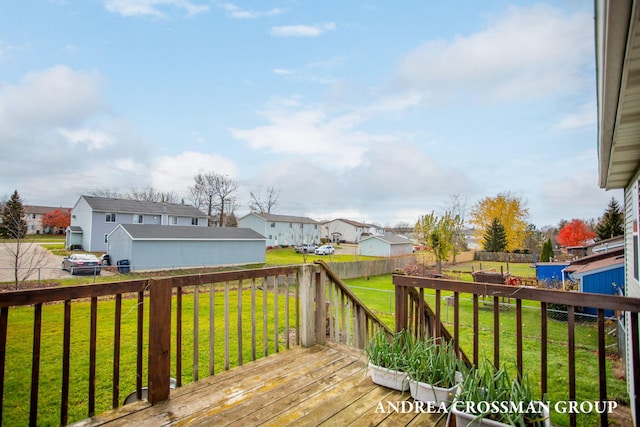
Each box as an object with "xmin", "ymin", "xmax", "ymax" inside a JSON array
[
  {"xmin": 112, "ymin": 294, "xmax": 122, "ymax": 408},
  {"xmin": 61, "ymin": 301, "xmax": 71, "ymax": 425},
  {"xmin": 29, "ymin": 303, "xmax": 42, "ymax": 426}
]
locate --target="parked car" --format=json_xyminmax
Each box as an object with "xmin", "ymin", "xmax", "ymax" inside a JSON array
[
  {"xmin": 315, "ymin": 245, "xmax": 335, "ymax": 255},
  {"xmin": 61, "ymin": 253, "xmax": 102, "ymax": 275},
  {"xmin": 295, "ymin": 244, "xmax": 318, "ymax": 254}
]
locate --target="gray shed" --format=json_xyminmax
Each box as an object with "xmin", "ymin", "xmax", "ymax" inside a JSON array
[
  {"xmin": 107, "ymin": 224, "xmax": 266, "ymax": 271},
  {"xmin": 358, "ymin": 235, "xmax": 413, "ymax": 257}
]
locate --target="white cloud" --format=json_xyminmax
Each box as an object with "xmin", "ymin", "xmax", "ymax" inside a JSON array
[
  {"xmin": 270, "ymin": 23, "xmax": 336, "ymax": 38},
  {"xmin": 273, "ymin": 68, "xmax": 295, "ymax": 75},
  {"xmin": 394, "ymin": 4, "xmax": 593, "ymax": 104},
  {"xmin": 150, "ymin": 151, "xmax": 239, "ymax": 195},
  {"xmin": 553, "ymin": 101, "xmax": 596, "ymax": 130},
  {"xmin": 0, "ymin": 65, "xmax": 104, "ymax": 128},
  {"xmin": 103, "ymin": 0, "xmax": 209, "ymax": 18},
  {"xmin": 218, "ymin": 3, "xmax": 282, "ymax": 19},
  {"xmin": 58, "ymin": 128, "xmax": 114, "ymax": 150}
]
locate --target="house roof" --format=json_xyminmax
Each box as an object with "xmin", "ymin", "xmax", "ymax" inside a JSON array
[
  {"xmin": 241, "ymin": 212, "xmax": 319, "ymax": 224},
  {"xmin": 359, "ymin": 234, "xmax": 411, "ymax": 245},
  {"xmin": 596, "ymin": 2, "xmax": 640, "ymax": 189},
  {"xmin": 112, "ymin": 224, "xmax": 265, "ymax": 240},
  {"xmin": 566, "ymin": 254, "xmax": 624, "ymax": 277},
  {"xmin": 25, "ymin": 205, "xmax": 71, "ymax": 215},
  {"xmin": 323, "ymin": 218, "xmax": 380, "ymax": 229},
  {"xmin": 81, "ymin": 196, "xmax": 206, "ymax": 217}
]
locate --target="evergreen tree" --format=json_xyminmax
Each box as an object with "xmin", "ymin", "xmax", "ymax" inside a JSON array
[
  {"xmin": 596, "ymin": 197, "xmax": 624, "ymax": 240},
  {"xmin": 483, "ymin": 218, "xmax": 507, "ymax": 252},
  {"xmin": 1, "ymin": 190, "xmax": 27, "ymax": 239},
  {"xmin": 540, "ymin": 238, "xmax": 554, "ymax": 262}
]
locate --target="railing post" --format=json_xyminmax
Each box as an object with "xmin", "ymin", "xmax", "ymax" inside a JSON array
[
  {"xmin": 299, "ymin": 264, "xmax": 317, "ymax": 347},
  {"xmin": 395, "ymin": 283, "xmax": 407, "ymax": 332},
  {"xmin": 148, "ymin": 278, "xmax": 172, "ymax": 404}
]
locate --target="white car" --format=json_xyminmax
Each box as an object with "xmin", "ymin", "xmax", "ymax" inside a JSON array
[{"xmin": 315, "ymin": 245, "xmax": 335, "ymax": 255}]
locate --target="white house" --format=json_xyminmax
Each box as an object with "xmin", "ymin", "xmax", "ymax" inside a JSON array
[
  {"xmin": 24, "ymin": 205, "xmax": 71, "ymax": 234},
  {"xmin": 66, "ymin": 196, "xmax": 208, "ymax": 252},
  {"xmin": 596, "ymin": 1, "xmax": 640, "ymax": 421},
  {"xmin": 107, "ymin": 224, "xmax": 266, "ymax": 271},
  {"xmin": 358, "ymin": 234, "xmax": 413, "ymax": 257},
  {"xmin": 321, "ymin": 218, "xmax": 385, "ymax": 243},
  {"xmin": 237, "ymin": 213, "xmax": 320, "ymax": 247}
]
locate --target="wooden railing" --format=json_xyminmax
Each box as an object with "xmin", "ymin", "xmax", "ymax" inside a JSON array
[
  {"xmin": 394, "ymin": 274, "xmax": 640, "ymax": 427},
  {"xmin": 0, "ymin": 262, "xmax": 392, "ymax": 426},
  {"xmin": 314, "ymin": 260, "xmax": 392, "ymax": 349}
]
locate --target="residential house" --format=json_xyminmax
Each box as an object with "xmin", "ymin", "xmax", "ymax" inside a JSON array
[
  {"xmin": 237, "ymin": 213, "xmax": 320, "ymax": 247},
  {"xmin": 106, "ymin": 224, "xmax": 266, "ymax": 271},
  {"xmin": 66, "ymin": 196, "xmax": 208, "ymax": 252},
  {"xmin": 596, "ymin": 1, "xmax": 640, "ymax": 421},
  {"xmin": 321, "ymin": 218, "xmax": 384, "ymax": 243},
  {"xmin": 358, "ymin": 234, "xmax": 413, "ymax": 257},
  {"xmin": 24, "ymin": 205, "xmax": 71, "ymax": 234}
]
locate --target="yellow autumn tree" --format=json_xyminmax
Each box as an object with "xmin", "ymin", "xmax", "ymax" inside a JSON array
[{"xmin": 469, "ymin": 192, "xmax": 529, "ymax": 252}]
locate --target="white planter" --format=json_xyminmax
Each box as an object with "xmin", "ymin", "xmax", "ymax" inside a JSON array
[
  {"xmin": 368, "ymin": 363, "xmax": 409, "ymax": 391},
  {"xmin": 408, "ymin": 379, "xmax": 458, "ymax": 404},
  {"xmin": 451, "ymin": 402, "xmax": 551, "ymax": 427}
]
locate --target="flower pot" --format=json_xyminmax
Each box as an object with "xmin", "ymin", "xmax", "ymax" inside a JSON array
[
  {"xmin": 368, "ymin": 363, "xmax": 409, "ymax": 391},
  {"xmin": 408, "ymin": 379, "xmax": 458, "ymax": 404},
  {"xmin": 451, "ymin": 402, "xmax": 551, "ymax": 427}
]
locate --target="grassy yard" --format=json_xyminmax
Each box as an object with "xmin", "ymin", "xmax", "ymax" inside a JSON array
[
  {"xmin": 2, "ymin": 286, "xmax": 296, "ymax": 426},
  {"xmin": 344, "ymin": 271, "xmax": 628, "ymax": 427}
]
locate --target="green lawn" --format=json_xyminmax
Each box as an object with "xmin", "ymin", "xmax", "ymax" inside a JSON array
[
  {"xmin": 2, "ymin": 286, "xmax": 296, "ymax": 426},
  {"xmin": 344, "ymin": 272, "xmax": 628, "ymax": 427}
]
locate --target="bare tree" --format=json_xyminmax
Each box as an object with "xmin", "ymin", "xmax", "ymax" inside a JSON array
[
  {"xmin": 190, "ymin": 171, "xmax": 239, "ymax": 226},
  {"xmin": 248, "ymin": 186, "xmax": 280, "ymax": 214},
  {"xmin": 86, "ymin": 187, "xmax": 123, "ymax": 199},
  {"xmin": 1, "ymin": 191, "xmax": 48, "ymax": 289},
  {"xmin": 128, "ymin": 186, "xmax": 179, "ymax": 204}
]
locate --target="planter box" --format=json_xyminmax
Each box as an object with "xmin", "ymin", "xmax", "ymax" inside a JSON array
[
  {"xmin": 408, "ymin": 379, "xmax": 458, "ymax": 404},
  {"xmin": 368, "ymin": 363, "xmax": 409, "ymax": 391},
  {"xmin": 451, "ymin": 402, "xmax": 551, "ymax": 427}
]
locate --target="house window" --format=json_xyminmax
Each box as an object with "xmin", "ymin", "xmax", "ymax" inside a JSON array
[
  {"xmin": 32, "ymin": 214, "xmax": 36, "ymax": 219},
  {"xmin": 104, "ymin": 234, "xmax": 108, "ymax": 244},
  {"xmin": 271, "ymin": 222, "xmax": 276, "ymax": 228},
  {"xmin": 134, "ymin": 215, "xmax": 143, "ymax": 224},
  {"xmin": 106, "ymin": 213, "xmax": 116, "ymax": 222},
  {"xmin": 191, "ymin": 217, "xmax": 198, "ymax": 225},
  {"xmin": 169, "ymin": 216, "xmax": 178, "ymax": 225}
]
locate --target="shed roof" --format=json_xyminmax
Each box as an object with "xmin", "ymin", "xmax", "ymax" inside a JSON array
[
  {"xmin": 565, "ymin": 254, "xmax": 624, "ymax": 276},
  {"xmin": 359, "ymin": 234, "xmax": 411, "ymax": 245},
  {"xmin": 112, "ymin": 224, "xmax": 265, "ymax": 241},
  {"xmin": 81, "ymin": 196, "xmax": 206, "ymax": 217}
]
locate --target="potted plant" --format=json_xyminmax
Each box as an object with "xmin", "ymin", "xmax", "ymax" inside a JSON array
[
  {"xmin": 406, "ymin": 337, "xmax": 464, "ymax": 404},
  {"xmin": 364, "ymin": 329, "xmax": 413, "ymax": 391},
  {"xmin": 452, "ymin": 360, "xmax": 550, "ymax": 426}
]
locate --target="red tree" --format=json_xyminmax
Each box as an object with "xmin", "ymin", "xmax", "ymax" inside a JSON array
[
  {"xmin": 556, "ymin": 219, "xmax": 596, "ymax": 247},
  {"xmin": 41, "ymin": 208, "xmax": 71, "ymax": 231}
]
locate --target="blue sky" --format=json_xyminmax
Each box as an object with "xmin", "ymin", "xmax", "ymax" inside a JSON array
[{"xmin": 0, "ymin": 0, "xmax": 622, "ymax": 228}]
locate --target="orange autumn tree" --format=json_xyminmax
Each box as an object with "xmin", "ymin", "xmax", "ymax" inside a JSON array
[
  {"xmin": 41, "ymin": 208, "xmax": 71, "ymax": 232},
  {"xmin": 556, "ymin": 219, "xmax": 596, "ymax": 247}
]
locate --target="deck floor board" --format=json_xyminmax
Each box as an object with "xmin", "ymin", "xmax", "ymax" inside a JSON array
[{"xmin": 71, "ymin": 343, "xmax": 442, "ymax": 427}]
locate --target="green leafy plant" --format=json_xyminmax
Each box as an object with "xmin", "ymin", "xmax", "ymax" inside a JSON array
[
  {"xmin": 405, "ymin": 337, "xmax": 463, "ymax": 388},
  {"xmin": 364, "ymin": 329, "xmax": 414, "ymax": 371},
  {"xmin": 454, "ymin": 359, "xmax": 548, "ymax": 426}
]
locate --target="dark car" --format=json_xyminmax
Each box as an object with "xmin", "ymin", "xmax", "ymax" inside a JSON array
[{"xmin": 61, "ymin": 253, "xmax": 102, "ymax": 275}]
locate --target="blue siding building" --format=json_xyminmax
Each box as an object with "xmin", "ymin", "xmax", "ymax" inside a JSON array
[{"xmin": 567, "ymin": 254, "xmax": 624, "ymax": 316}]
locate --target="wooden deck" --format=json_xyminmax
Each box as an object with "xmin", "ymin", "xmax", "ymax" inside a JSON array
[{"xmin": 71, "ymin": 343, "xmax": 442, "ymax": 427}]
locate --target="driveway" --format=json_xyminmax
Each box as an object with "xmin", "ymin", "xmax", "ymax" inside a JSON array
[{"xmin": 0, "ymin": 241, "xmax": 70, "ymax": 283}]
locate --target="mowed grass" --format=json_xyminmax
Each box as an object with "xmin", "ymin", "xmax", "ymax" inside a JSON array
[
  {"xmin": 3, "ymin": 285, "xmax": 296, "ymax": 426},
  {"xmin": 344, "ymin": 268, "xmax": 628, "ymax": 427}
]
